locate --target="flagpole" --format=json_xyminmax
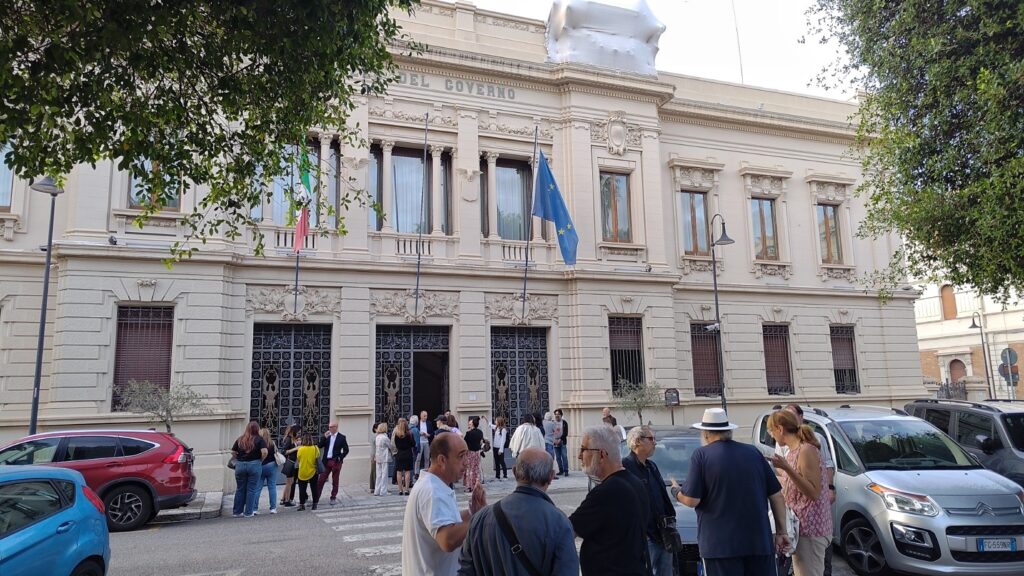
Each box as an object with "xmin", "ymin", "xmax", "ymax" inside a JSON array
[
  {"xmin": 521, "ymin": 126, "xmax": 539, "ymax": 319},
  {"xmin": 413, "ymin": 114, "xmax": 430, "ymax": 318},
  {"xmin": 293, "ymin": 144, "xmax": 300, "ymax": 315}
]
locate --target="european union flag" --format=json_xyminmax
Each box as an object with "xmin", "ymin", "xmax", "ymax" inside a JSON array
[{"xmin": 532, "ymin": 151, "xmax": 578, "ymax": 265}]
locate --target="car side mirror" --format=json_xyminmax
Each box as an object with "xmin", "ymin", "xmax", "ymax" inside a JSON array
[{"xmin": 977, "ymin": 435, "xmax": 1002, "ymax": 454}]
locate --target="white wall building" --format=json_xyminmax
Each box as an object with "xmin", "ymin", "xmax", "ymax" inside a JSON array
[{"xmin": 0, "ymin": 0, "xmax": 923, "ymax": 490}]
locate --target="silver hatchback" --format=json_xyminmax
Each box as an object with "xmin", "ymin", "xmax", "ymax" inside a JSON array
[{"xmin": 753, "ymin": 405, "xmax": 1024, "ymax": 575}]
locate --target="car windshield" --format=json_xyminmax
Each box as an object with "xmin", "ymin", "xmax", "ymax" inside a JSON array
[
  {"xmin": 620, "ymin": 435, "xmax": 701, "ymax": 484},
  {"xmin": 1003, "ymin": 414, "xmax": 1024, "ymax": 451},
  {"xmin": 838, "ymin": 419, "xmax": 979, "ymax": 470}
]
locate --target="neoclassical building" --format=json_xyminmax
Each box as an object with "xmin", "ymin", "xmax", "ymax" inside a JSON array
[{"xmin": 0, "ymin": 0, "xmax": 923, "ymax": 490}]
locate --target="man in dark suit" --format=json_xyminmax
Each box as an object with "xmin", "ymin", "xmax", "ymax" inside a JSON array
[{"xmin": 317, "ymin": 421, "xmax": 349, "ymax": 506}]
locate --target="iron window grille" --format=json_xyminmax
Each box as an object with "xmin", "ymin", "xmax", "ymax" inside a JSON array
[
  {"xmin": 690, "ymin": 322, "xmax": 721, "ymax": 396},
  {"xmin": 112, "ymin": 306, "xmax": 174, "ymax": 410},
  {"xmin": 830, "ymin": 325, "xmax": 860, "ymax": 394},
  {"xmin": 762, "ymin": 324, "xmax": 794, "ymax": 395},
  {"xmin": 609, "ymin": 316, "xmax": 644, "ymax": 396}
]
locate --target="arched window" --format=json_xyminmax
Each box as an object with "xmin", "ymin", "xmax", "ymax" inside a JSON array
[
  {"xmin": 949, "ymin": 359, "xmax": 967, "ymax": 383},
  {"xmin": 940, "ymin": 285, "xmax": 958, "ymax": 320}
]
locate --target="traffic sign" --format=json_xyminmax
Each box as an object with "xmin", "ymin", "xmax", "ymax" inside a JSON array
[
  {"xmin": 998, "ymin": 362, "xmax": 1020, "ymax": 384},
  {"xmin": 1001, "ymin": 348, "xmax": 1018, "ymax": 366}
]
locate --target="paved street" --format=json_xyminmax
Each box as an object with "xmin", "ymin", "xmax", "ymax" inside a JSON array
[{"xmin": 110, "ymin": 478, "xmax": 856, "ymax": 576}]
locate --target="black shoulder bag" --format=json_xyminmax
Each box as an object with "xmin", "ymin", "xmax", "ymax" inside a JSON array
[{"xmin": 492, "ymin": 500, "xmax": 543, "ymax": 576}]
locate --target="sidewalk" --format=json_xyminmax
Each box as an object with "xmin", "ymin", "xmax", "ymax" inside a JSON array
[{"xmin": 151, "ymin": 491, "xmax": 224, "ymax": 524}]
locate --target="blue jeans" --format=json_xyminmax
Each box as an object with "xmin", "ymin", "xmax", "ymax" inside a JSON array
[
  {"xmin": 232, "ymin": 459, "xmax": 261, "ymax": 516},
  {"xmin": 554, "ymin": 443, "xmax": 568, "ymax": 474},
  {"xmin": 649, "ymin": 539, "xmax": 674, "ymax": 576},
  {"xmin": 544, "ymin": 442, "xmax": 555, "ymax": 459},
  {"xmin": 254, "ymin": 461, "xmax": 277, "ymax": 512}
]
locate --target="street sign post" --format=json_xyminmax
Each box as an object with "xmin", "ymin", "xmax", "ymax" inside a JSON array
[{"xmin": 664, "ymin": 388, "xmax": 680, "ymax": 425}]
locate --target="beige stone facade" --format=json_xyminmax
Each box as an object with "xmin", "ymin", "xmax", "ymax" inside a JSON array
[{"xmin": 0, "ymin": 1, "xmax": 923, "ymax": 491}]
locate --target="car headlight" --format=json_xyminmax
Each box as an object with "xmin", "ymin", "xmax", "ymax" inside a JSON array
[
  {"xmin": 867, "ymin": 483, "xmax": 940, "ymax": 516},
  {"xmin": 1016, "ymin": 490, "xmax": 1024, "ymax": 513}
]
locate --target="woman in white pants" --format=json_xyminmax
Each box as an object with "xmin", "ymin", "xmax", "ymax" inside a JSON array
[{"xmin": 373, "ymin": 423, "xmax": 392, "ymax": 496}]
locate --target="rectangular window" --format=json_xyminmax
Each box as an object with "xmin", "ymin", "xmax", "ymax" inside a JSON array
[
  {"xmin": 480, "ymin": 158, "xmax": 488, "ymax": 237},
  {"xmin": 830, "ymin": 325, "xmax": 860, "ymax": 393},
  {"xmin": 750, "ymin": 198, "xmax": 778, "ymax": 260},
  {"xmin": 271, "ymin": 143, "xmax": 318, "ymax": 226},
  {"xmin": 690, "ymin": 322, "xmax": 721, "ymax": 396},
  {"xmin": 956, "ymin": 412, "xmax": 994, "ymax": 449},
  {"xmin": 762, "ymin": 324, "xmax": 793, "ymax": 395},
  {"xmin": 609, "ymin": 316, "xmax": 644, "ymax": 396},
  {"xmin": 680, "ymin": 191, "xmax": 710, "ymax": 256},
  {"xmin": 128, "ymin": 159, "xmax": 180, "ymax": 211},
  {"xmin": 368, "ymin": 146, "xmax": 382, "ymax": 231},
  {"xmin": 0, "ymin": 143, "xmax": 13, "ymax": 211},
  {"xmin": 112, "ymin": 306, "xmax": 174, "ymax": 411},
  {"xmin": 390, "ymin": 148, "xmax": 451, "ymax": 235},
  {"xmin": 496, "ymin": 160, "xmax": 532, "ymax": 241},
  {"xmin": 817, "ymin": 204, "xmax": 842, "ymax": 263},
  {"xmin": 600, "ymin": 172, "xmax": 631, "ymax": 243}
]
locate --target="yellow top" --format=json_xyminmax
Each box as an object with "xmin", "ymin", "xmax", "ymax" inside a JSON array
[{"xmin": 296, "ymin": 445, "xmax": 320, "ymax": 481}]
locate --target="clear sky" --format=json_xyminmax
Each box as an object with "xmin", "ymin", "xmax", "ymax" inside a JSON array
[{"xmin": 463, "ymin": 0, "xmax": 850, "ymax": 100}]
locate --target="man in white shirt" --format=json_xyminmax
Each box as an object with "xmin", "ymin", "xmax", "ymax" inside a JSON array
[
  {"xmin": 403, "ymin": 432, "xmax": 486, "ymax": 575},
  {"xmin": 416, "ymin": 410, "xmax": 434, "ymax": 478},
  {"xmin": 509, "ymin": 414, "xmax": 545, "ymax": 457}
]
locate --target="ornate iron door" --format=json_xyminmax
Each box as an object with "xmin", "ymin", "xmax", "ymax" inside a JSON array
[
  {"xmin": 250, "ymin": 324, "xmax": 331, "ymax": 439},
  {"xmin": 375, "ymin": 326, "xmax": 450, "ymax": 429},
  {"xmin": 490, "ymin": 327, "xmax": 549, "ymax": 429}
]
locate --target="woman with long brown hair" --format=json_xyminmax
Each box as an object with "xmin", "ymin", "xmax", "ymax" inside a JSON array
[
  {"xmin": 768, "ymin": 410, "xmax": 832, "ymax": 576},
  {"xmin": 278, "ymin": 424, "xmax": 301, "ymax": 507},
  {"xmin": 392, "ymin": 418, "xmax": 415, "ymax": 495},
  {"xmin": 230, "ymin": 420, "xmax": 267, "ymax": 517},
  {"xmin": 255, "ymin": 428, "xmax": 278, "ymax": 514}
]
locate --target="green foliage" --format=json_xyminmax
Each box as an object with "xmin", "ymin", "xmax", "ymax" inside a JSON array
[
  {"xmin": 615, "ymin": 378, "xmax": 662, "ymax": 426},
  {"xmin": 117, "ymin": 380, "xmax": 211, "ymax": 433},
  {"xmin": 810, "ymin": 1, "xmax": 1024, "ymax": 298},
  {"xmin": 0, "ymin": 0, "xmax": 413, "ymax": 261}
]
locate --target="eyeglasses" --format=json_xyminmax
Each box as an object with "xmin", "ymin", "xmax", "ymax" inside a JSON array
[
  {"xmin": 579, "ymin": 447, "xmax": 603, "ymax": 456},
  {"xmin": 640, "ymin": 435, "xmax": 655, "ymax": 442}
]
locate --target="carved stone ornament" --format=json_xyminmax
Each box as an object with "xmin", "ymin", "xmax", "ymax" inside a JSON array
[
  {"xmin": 680, "ymin": 256, "xmax": 723, "ymax": 276},
  {"xmin": 674, "ymin": 168, "xmax": 716, "ymax": 191},
  {"xmin": 341, "ymin": 157, "xmax": 369, "ymax": 172},
  {"xmin": 478, "ymin": 116, "xmax": 553, "ymax": 139},
  {"xmin": 752, "ymin": 262, "xmax": 793, "ymax": 280},
  {"xmin": 0, "ymin": 214, "xmax": 22, "ymax": 241},
  {"xmin": 592, "ymin": 111, "xmax": 640, "ymax": 155},
  {"xmin": 809, "ymin": 181, "xmax": 850, "ymax": 203},
  {"xmin": 740, "ymin": 166, "xmax": 792, "ymax": 198},
  {"xmin": 485, "ymin": 293, "xmax": 558, "ymax": 326},
  {"xmin": 370, "ymin": 289, "xmax": 459, "ymax": 324},
  {"xmin": 819, "ymin": 265, "xmax": 857, "ymax": 282},
  {"xmin": 368, "ymin": 106, "xmax": 457, "ymax": 128},
  {"xmin": 246, "ymin": 285, "xmax": 342, "ymax": 322},
  {"xmin": 136, "ymin": 279, "xmax": 157, "ymax": 287},
  {"xmin": 475, "ymin": 14, "xmax": 544, "ymax": 34}
]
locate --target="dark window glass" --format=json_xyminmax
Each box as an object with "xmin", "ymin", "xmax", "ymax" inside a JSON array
[
  {"xmin": 758, "ymin": 416, "xmax": 776, "ymax": 448},
  {"xmin": 839, "ymin": 419, "xmax": 977, "ymax": 470},
  {"xmin": 368, "ymin": 145, "xmax": 382, "ymax": 231},
  {"xmin": 65, "ymin": 436, "xmax": 121, "ymax": 461},
  {"xmin": 680, "ymin": 191, "xmax": 709, "ymax": 256},
  {"xmin": 956, "ymin": 412, "xmax": 993, "ymax": 449},
  {"xmin": 55, "ymin": 480, "xmax": 76, "ymax": 504},
  {"xmin": 1002, "ymin": 414, "xmax": 1024, "ymax": 451},
  {"xmin": 828, "ymin": 424, "xmax": 861, "ymax": 474},
  {"xmin": 816, "ymin": 204, "xmax": 842, "ymax": 263},
  {"xmin": 112, "ymin": 306, "xmax": 174, "ymax": 410},
  {"xmin": 0, "ymin": 481, "xmax": 65, "ymax": 536},
  {"xmin": 600, "ymin": 172, "xmax": 631, "ymax": 243},
  {"xmin": 119, "ymin": 438, "xmax": 156, "ymax": 457},
  {"xmin": 690, "ymin": 322, "xmax": 721, "ymax": 397},
  {"xmin": 830, "ymin": 325, "xmax": 859, "ymax": 394},
  {"xmin": 129, "ymin": 159, "xmax": 180, "ymax": 210},
  {"xmin": 750, "ymin": 198, "xmax": 778, "ymax": 260},
  {"xmin": 763, "ymin": 324, "xmax": 793, "ymax": 395},
  {"xmin": 0, "ymin": 438, "xmax": 61, "ymax": 465},
  {"xmin": 923, "ymin": 409, "xmax": 952, "ymax": 434},
  {"xmin": 609, "ymin": 316, "xmax": 644, "ymax": 396}
]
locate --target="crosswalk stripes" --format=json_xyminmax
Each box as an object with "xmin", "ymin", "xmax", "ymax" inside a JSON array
[{"xmin": 314, "ymin": 503, "xmax": 407, "ymax": 573}]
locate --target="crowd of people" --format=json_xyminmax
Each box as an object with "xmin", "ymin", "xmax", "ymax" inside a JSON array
[{"xmin": 231, "ymin": 402, "xmax": 831, "ymax": 576}]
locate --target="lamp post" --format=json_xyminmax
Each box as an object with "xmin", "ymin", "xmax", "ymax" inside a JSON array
[
  {"xmin": 709, "ymin": 213, "xmax": 734, "ymax": 413},
  {"xmin": 969, "ymin": 311, "xmax": 996, "ymax": 400},
  {"xmin": 28, "ymin": 176, "xmax": 64, "ymax": 436}
]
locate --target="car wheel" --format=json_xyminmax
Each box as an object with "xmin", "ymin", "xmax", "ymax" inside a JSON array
[
  {"xmin": 104, "ymin": 485, "xmax": 152, "ymax": 532},
  {"xmin": 841, "ymin": 518, "xmax": 891, "ymax": 576},
  {"xmin": 70, "ymin": 559, "xmax": 104, "ymax": 576}
]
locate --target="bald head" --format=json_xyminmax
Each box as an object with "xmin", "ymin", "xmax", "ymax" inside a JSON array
[{"xmin": 513, "ymin": 447, "xmax": 555, "ymax": 489}]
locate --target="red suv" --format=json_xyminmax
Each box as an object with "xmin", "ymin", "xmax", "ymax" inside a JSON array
[{"xmin": 0, "ymin": 429, "xmax": 196, "ymax": 531}]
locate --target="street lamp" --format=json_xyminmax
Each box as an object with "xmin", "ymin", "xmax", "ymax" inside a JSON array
[
  {"xmin": 968, "ymin": 311, "xmax": 996, "ymax": 400},
  {"xmin": 709, "ymin": 213, "xmax": 734, "ymax": 413},
  {"xmin": 28, "ymin": 176, "xmax": 63, "ymax": 436}
]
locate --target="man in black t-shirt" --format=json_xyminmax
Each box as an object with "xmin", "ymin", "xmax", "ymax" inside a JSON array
[{"xmin": 569, "ymin": 425, "xmax": 650, "ymax": 576}]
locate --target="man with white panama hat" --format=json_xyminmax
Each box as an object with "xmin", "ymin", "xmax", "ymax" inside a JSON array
[{"xmin": 669, "ymin": 408, "xmax": 790, "ymax": 576}]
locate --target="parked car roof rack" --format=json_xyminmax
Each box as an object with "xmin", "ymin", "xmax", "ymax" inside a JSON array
[
  {"xmin": 837, "ymin": 404, "xmax": 909, "ymax": 416},
  {"xmin": 984, "ymin": 398, "xmax": 1024, "ymax": 403},
  {"xmin": 907, "ymin": 398, "xmax": 1000, "ymax": 413}
]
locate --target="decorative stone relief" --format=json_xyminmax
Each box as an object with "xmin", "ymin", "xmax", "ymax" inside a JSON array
[
  {"xmin": 752, "ymin": 262, "xmax": 793, "ymax": 280},
  {"xmin": 0, "ymin": 214, "xmax": 21, "ymax": 241},
  {"xmin": 478, "ymin": 116, "xmax": 553, "ymax": 139},
  {"xmin": 592, "ymin": 111, "xmax": 640, "ymax": 155},
  {"xmin": 370, "ymin": 289, "xmax": 459, "ymax": 323},
  {"xmin": 740, "ymin": 165, "xmax": 793, "ymax": 197},
  {"xmin": 674, "ymin": 168, "xmax": 716, "ymax": 191},
  {"xmin": 136, "ymin": 279, "xmax": 157, "ymax": 287},
  {"xmin": 819, "ymin": 265, "xmax": 857, "ymax": 282},
  {"xmin": 474, "ymin": 14, "xmax": 544, "ymax": 33},
  {"xmin": 485, "ymin": 293, "xmax": 558, "ymax": 325},
  {"xmin": 247, "ymin": 286, "xmax": 342, "ymax": 322},
  {"xmin": 368, "ymin": 106, "xmax": 456, "ymax": 128},
  {"xmin": 341, "ymin": 157, "xmax": 368, "ymax": 172},
  {"xmin": 806, "ymin": 173, "xmax": 856, "ymax": 203},
  {"xmin": 420, "ymin": 4, "xmax": 455, "ymax": 17},
  {"xmin": 680, "ymin": 257, "xmax": 723, "ymax": 276}
]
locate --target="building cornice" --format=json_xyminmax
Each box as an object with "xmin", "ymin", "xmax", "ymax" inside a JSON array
[{"xmin": 660, "ymin": 99, "xmax": 857, "ymax": 144}]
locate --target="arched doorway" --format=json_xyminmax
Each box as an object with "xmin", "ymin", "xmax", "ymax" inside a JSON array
[{"xmin": 949, "ymin": 359, "xmax": 967, "ymax": 383}]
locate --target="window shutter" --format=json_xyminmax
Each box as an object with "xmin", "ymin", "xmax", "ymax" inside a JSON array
[
  {"xmin": 762, "ymin": 324, "xmax": 793, "ymax": 395},
  {"xmin": 113, "ymin": 306, "xmax": 174, "ymax": 409}
]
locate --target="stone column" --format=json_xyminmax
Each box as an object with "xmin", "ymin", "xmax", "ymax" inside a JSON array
[
  {"xmin": 430, "ymin": 145, "xmax": 446, "ymax": 235},
  {"xmin": 381, "ymin": 140, "xmax": 395, "ymax": 233},
  {"xmin": 484, "ymin": 151, "xmax": 499, "ymax": 238},
  {"xmin": 964, "ymin": 375, "xmax": 988, "ymax": 402},
  {"xmin": 318, "ymin": 134, "xmax": 331, "ymax": 226},
  {"xmin": 529, "ymin": 154, "xmax": 544, "ymax": 241}
]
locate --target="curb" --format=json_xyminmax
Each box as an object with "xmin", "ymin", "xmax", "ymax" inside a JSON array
[{"xmin": 151, "ymin": 491, "xmax": 224, "ymax": 524}]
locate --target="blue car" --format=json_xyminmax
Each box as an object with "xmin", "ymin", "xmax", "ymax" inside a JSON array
[{"xmin": 0, "ymin": 466, "xmax": 110, "ymax": 576}]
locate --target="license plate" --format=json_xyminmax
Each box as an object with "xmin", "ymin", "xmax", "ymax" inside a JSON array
[{"xmin": 977, "ymin": 538, "xmax": 1016, "ymax": 552}]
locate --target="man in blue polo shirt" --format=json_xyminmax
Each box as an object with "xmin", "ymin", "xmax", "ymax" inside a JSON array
[{"xmin": 671, "ymin": 408, "xmax": 790, "ymax": 576}]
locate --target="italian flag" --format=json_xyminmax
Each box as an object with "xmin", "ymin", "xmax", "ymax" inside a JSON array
[{"xmin": 293, "ymin": 148, "xmax": 313, "ymax": 254}]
